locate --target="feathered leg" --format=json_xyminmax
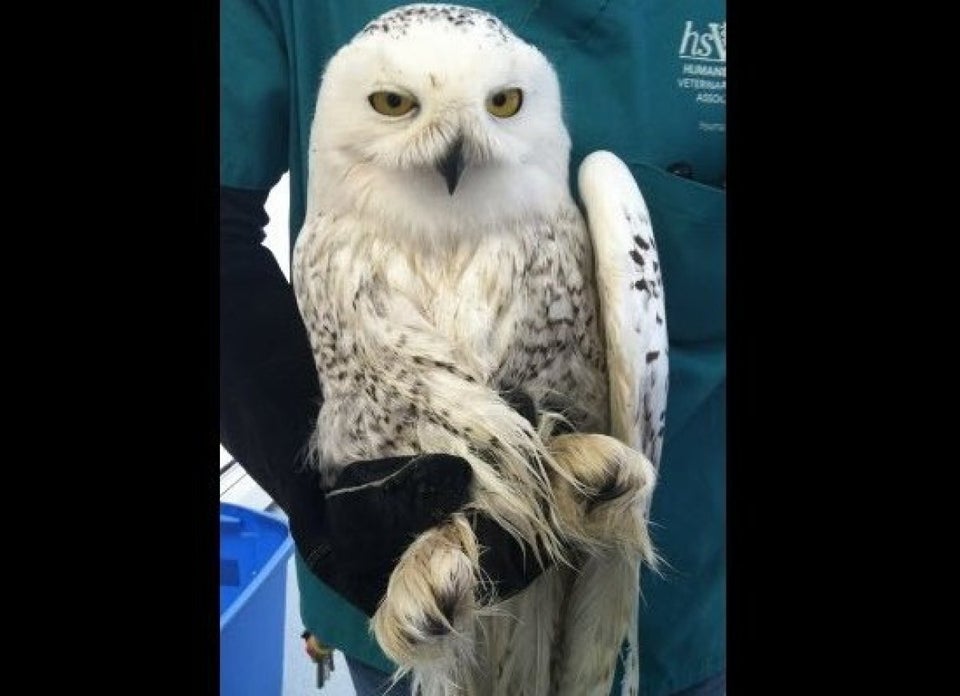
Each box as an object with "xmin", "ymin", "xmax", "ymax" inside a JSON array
[
  {"xmin": 544, "ymin": 433, "xmax": 657, "ymax": 696},
  {"xmin": 372, "ymin": 514, "xmax": 481, "ymax": 696},
  {"xmin": 371, "ymin": 519, "xmax": 571, "ymax": 696}
]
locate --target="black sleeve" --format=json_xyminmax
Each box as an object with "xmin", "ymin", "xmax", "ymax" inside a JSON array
[{"xmin": 219, "ymin": 185, "xmax": 329, "ymax": 551}]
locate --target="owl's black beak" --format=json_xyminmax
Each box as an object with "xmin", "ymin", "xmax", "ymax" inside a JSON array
[{"xmin": 435, "ymin": 137, "xmax": 465, "ymax": 195}]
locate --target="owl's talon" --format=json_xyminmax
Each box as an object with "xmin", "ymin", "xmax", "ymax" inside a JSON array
[
  {"xmin": 373, "ymin": 515, "xmax": 479, "ymax": 668},
  {"xmin": 546, "ymin": 432, "xmax": 656, "ymax": 561}
]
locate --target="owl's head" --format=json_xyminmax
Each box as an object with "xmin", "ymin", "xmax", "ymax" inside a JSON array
[{"xmin": 307, "ymin": 4, "xmax": 572, "ymax": 237}]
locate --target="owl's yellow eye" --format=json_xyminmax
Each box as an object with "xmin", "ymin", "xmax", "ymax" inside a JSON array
[
  {"xmin": 368, "ymin": 91, "xmax": 417, "ymax": 116},
  {"xmin": 486, "ymin": 88, "xmax": 523, "ymax": 118}
]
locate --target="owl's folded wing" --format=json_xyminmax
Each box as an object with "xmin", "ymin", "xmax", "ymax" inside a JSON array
[{"xmin": 578, "ymin": 151, "xmax": 669, "ymax": 468}]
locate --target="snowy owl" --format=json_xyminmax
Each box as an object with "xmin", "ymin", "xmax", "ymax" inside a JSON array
[{"xmin": 292, "ymin": 5, "xmax": 668, "ymax": 696}]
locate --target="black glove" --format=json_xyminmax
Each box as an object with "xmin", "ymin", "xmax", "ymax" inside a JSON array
[
  {"xmin": 313, "ymin": 388, "xmax": 550, "ymax": 616},
  {"xmin": 314, "ymin": 453, "xmax": 469, "ymax": 616},
  {"xmin": 314, "ymin": 451, "xmax": 547, "ymax": 617}
]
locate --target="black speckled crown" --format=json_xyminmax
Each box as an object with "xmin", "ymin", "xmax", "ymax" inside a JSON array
[{"xmin": 360, "ymin": 3, "xmax": 512, "ymax": 43}]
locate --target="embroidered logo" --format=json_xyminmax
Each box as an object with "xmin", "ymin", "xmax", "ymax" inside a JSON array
[
  {"xmin": 676, "ymin": 20, "xmax": 726, "ymax": 119},
  {"xmin": 678, "ymin": 21, "xmax": 726, "ymax": 63}
]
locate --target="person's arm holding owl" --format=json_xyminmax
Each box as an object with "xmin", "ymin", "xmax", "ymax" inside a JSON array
[{"xmin": 221, "ymin": 184, "xmax": 543, "ymax": 614}]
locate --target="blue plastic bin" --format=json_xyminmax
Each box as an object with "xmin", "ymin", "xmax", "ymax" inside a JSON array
[{"xmin": 220, "ymin": 503, "xmax": 294, "ymax": 696}]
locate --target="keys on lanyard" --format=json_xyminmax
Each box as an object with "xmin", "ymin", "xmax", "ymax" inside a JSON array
[{"xmin": 302, "ymin": 630, "xmax": 336, "ymax": 687}]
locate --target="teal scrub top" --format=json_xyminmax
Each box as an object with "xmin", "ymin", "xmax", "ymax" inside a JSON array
[{"xmin": 221, "ymin": 2, "xmax": 725, "ymax": 694}]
